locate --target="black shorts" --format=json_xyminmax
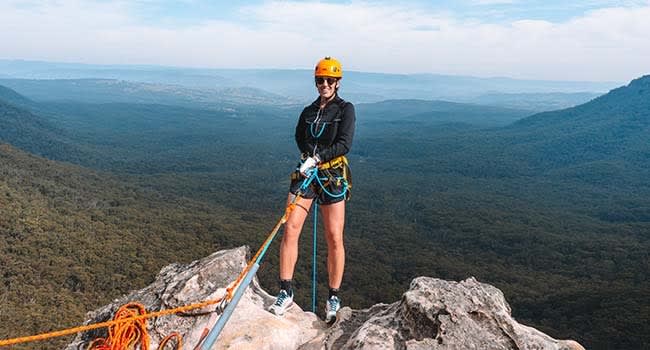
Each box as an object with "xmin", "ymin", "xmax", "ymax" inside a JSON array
[{"xmin": 289, "ymin": 166, "xmax": 351, "ymax": 205}]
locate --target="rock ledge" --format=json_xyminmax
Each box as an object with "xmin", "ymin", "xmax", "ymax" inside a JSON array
[{"xmin": 66, "ymin": 246, "xmax": 584, "ymax": 350}]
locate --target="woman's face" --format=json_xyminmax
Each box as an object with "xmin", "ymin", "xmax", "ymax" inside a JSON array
[{"xmin": 316, "ymin": 76, "xmax": 339, "ymax": 100}]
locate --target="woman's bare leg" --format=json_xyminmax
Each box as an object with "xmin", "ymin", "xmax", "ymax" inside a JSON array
[
  {"xmin": 320, "ymin": 200, "xmax": 345, "ymax": 289},
  {"xmin": 279, "ymin": 193, "xmax": 313, "ymax": 280}
]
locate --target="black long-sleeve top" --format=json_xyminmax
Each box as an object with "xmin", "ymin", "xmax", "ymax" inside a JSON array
[{"xmin": 295, "ymin": 95, "xmax": 356, "ymax": 163}]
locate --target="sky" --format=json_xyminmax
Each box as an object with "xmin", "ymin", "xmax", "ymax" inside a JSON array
[{"xmin": 1, "ymin": 0, "xmax": 649, "ymax": 82}]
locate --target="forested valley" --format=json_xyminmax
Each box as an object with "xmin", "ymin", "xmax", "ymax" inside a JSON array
[{"xmin": 1, "ymin": 76, "xmax": 649, "ymax": 349}]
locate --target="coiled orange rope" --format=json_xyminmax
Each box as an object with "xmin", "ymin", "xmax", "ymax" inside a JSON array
[
  {"xmin": 86, "ymin": 302, "xmax": 150, "ymax": 350},
  {"xmin": 84, "ymin": 302, "xmax": 182, "ymax": 350}
]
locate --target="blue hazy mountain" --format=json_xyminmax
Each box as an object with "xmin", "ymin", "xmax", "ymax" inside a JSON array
[
  {"xmin": 0, "ymin": 78, "xmax": 295, "ymax": 108},
  {"xmin": 0, "ymin": 89, "xmax": 83, "ymax": 161},
  {"xmin": 0, "ymin": 84, "xmax": 36, "ymax": 108},
  {"xmin": 356, "ymin": 99, "xmax": 532, "ymax": 127},
  {"xmin": 505, "ymin": 75, "xmax": 650, "ymax": 168},
  {"xmin": 462, "ymin": 91, "xmax": 602, "ymax": 112},
  {"xmin": 0, "ymin": 59, "xmax": 618, "ymax": 108}
]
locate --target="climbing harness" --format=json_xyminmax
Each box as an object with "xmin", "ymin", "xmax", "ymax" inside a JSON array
[
  {"xmin": 318, "ymin": 154, "xmax": 348, "ymax": 170},
  {"xmin": 291, "ymin": 155, "xmax": 351, "ymax": 195},
  {"xmin": 293, "ymin": 156, "xmax": 351, "ymax": 200}
]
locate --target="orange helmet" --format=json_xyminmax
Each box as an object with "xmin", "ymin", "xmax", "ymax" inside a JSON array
[{"xmin": 315, "ymin": 57, "xmax": 343, "ymax": 78}]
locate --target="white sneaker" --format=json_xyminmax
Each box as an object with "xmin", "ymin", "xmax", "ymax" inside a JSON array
[
  {"xmin": 268, "ymin": 289, "xmax": 294, "ymax": 316},
  {"xmin": 325, "ymin": 296, "xmax": 341, "ymax": 323}
]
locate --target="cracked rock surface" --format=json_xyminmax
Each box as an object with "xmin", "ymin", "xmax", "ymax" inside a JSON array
[
  {"xmin": 66, "ymin": 246, "xmax": 584, "ymax": 350},
  {"xmin": 303, "ymin": 277, "xmax": 584, "ymax": 350}
]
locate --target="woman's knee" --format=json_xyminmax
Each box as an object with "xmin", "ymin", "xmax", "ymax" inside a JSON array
[
  {"xmin": 283, "ymin": 217, "xmax": 305, "ymax": 242},
  {"xmin": 326, "ymin": 231, "xmax": 345, "ymax": 248}
]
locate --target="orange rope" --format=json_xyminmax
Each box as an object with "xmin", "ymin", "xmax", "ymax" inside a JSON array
[
  {"xmin": 0, "ymin": 297, "xmax": 222, "ymax": 348},
  {"xmin": 222, "ymin": 196, "xmax": 300, "ymax": 302},
  {"xmin": 87, "ymin": 303, "xmax": 149, "ymax": 350},
  {"xmin": 0, "ymin": 196, "xmax": 303, "ymax": 349},
  {"xmin": 225, "ymin": 211, "xmax": 288, "ymax": 300},
  {"xmin": 158, "ymin": 332, "xmax": 181, "ymax": 350},
  {"xmin": 85, "ymin": 303, "xmax": 183, "ymax": 350}
]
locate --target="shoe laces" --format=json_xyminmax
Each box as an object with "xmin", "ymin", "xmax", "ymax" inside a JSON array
[
  {"xmin": 274, "ymin": 290, "xmax": 290, "ymax": 306},
  {"xmin": 328, "ymin": 296, "xmax": 340, "ymax": 311}
]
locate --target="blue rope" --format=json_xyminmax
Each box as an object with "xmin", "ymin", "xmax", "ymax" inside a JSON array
[
  {"xmin": 314, "ymin": 171, "xmax": 348, "ymax": 198},
  {"xmin": 200, "ymin": 263, "xmax": 260, "ymax": 350},
  {"xmin": 300, "ymin": 168, "xmax": 318, "ymax": 192},
  {"xmin": 256, "ymin": 235, "xmax": 275, "ymax": 265},
  {"xmin": 310, "ymin": 122, "xmax": 326, "ymax": 138},
  {"xmin": 312, "ymin": 202, "xmax": 318, "ymax": 313}
]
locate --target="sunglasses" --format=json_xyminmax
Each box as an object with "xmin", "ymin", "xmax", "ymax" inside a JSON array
[{"xmin": 315, "ymin": 77, "xmax": 339, "ymax": 86}]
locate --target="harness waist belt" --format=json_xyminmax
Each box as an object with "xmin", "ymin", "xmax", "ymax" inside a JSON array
[{"xmin": 318, "ymin": 155, "xmax": 348, "ymax": 170}]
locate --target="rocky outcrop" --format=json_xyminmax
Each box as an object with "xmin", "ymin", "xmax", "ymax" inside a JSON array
[
  {"xmin": 66, "ymin": 246, "xmax": 584, "ymax": 350},
  {"xmin": 65, "ymin": 246, "xmax": 321, "ymax": 350},
  {"xmin": 302, "ymin": 278, "xmax": 585, "ymax": 350}
]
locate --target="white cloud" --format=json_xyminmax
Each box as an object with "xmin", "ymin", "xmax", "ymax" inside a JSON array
[{"xmin": 0, "ymin": 1, "xmax": 648, "ymax": 81}]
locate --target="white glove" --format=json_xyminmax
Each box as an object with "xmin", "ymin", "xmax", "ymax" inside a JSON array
[{"xmin": 299, "ymin": 156, "xmax": 319, "ymax": 177}]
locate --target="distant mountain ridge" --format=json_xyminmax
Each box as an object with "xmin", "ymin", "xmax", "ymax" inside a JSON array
[
  {"xmin": 0, "ymin": 59, "xmax": 620, "ymax": 106},
  {"xmin": 357, "ymin": 99, "xmax": 532, "ymax": 127},
  {"xmin": 0, "ymin": 93, "xmax": 84, "ymax": 162},
  {"xmin": 463, "ymin": 91, "xmax": 602, "ymax": 112},
  {"xmin": 514, "ymin": 75, "xmax": 650, "ymax": 127},
  {"xmin": 0, "ymin": 78, "xmax": 295, "ymax": 107},
  {"xmin": 504, "ymin": 75, "xmax": 650, "ymax": 169},
  {"xmin": 0, "ymin": 84, "xmax": 35, "ymax": 107}
]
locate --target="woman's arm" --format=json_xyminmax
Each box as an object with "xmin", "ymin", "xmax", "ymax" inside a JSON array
[{"xmin": 295, "ymin": 109, "xmax": 311, "ymax": 155}]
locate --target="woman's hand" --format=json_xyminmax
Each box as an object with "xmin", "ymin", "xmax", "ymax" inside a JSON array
[{"xmin": 299, "ymin": 156, "xmax": 319, "ymax": 177}]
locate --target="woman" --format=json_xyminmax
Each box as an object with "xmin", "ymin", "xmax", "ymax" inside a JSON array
[{"xmin": 269, "ymin": 57, "xmax": 356, "ymax": 323}]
